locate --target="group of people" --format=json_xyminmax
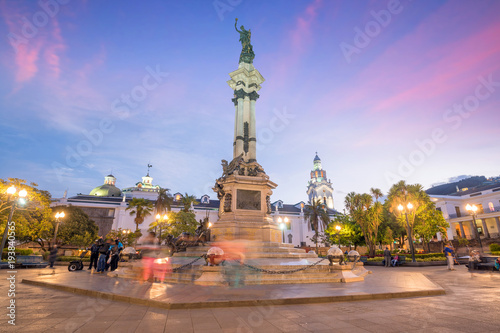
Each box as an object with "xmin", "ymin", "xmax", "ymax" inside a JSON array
[
  {"xmin": 88, "ymin": 238, "xmax": 124, "ymax": 273},
  {"xmin": 383, "ymin": 247, "xmax": 400, "ymax": 267}
]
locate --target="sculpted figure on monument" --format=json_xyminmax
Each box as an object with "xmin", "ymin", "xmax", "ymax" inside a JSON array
[
  {"xmin": 266, "ymin": 195, "xmax": 272, "ymax": 214},
  {"xmin": 235, "ymin": 18, "xmax": 255, "ymax": 64},
  {"xmin": 221, "ymin": 153, "xmax": 244, "ymax": 178}
]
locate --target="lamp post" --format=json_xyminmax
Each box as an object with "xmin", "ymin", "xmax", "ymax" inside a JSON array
[
  {"xmin": 398, "ymin": 203, "xmax": 416, "ymax": 263},
  {"xmin": 277, "ymin": 216, "xmax": 288, "ymax": 243},
  {"xmin": 466, "ymin": 204, "xmax": 482, "ymax": 251},
  {"xmin": 1, "ymin": 186, "xmax": 28, "ymax": 255},
  {"xmin": 52, "ymin": 211, "xmax": 65, "ymax": 246}
]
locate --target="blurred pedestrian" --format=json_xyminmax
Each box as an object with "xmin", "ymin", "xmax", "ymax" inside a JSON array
[
  {"xmin": 444, "ymin": 243, "xmax": 455, "ymax": 271},
  {"xmin": 383, "ymin": 247, "xmax": 391, "ymax": 268},
  {"xmin": 49, "ymin": 245, "xmax": 58, "ymax": 269}
]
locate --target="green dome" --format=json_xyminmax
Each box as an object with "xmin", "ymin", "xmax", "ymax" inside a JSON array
[{"xmin": 89, "ymin": 184, "xmax": 122, "ymax": 197}]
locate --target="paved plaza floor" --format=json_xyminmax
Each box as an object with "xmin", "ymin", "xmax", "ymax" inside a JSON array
[{"xmin": 1, "ymin": 264, "xmax": 499, "ymax": 332}]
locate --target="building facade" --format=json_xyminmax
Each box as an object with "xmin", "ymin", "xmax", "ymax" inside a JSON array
[
  {"xmin": 52, "ymin": 156, "xmax": 339, "ymax": 246},
  {"xmin": 429, "ymin": 183, "xmax": 500, "ymax": 241}
]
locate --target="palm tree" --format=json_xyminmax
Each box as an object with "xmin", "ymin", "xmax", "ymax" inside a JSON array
[
  {"xmin": 181, "ymin": 193, "xmax": 199, "ymax": 213},
  {"xmin": 304, "ymin": 199, "xmax": 331, "ymax": 253},
  {"xmin": 126, "ymin": 198, "xmax": 154, "ymax": 231},
  {"xmin": 155, "ymin": 187, "xmax": 173, "ymax": 214},
  {"xmin": 344, "ymin": 191, "xmax": 383, "ymax": 256}
]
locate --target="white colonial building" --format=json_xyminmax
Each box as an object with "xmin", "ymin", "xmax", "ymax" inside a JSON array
[
  {"xmin": 52, "ymin": 155, "xmax": 339, "ymax": 247},
  {"xmin": 429, "ymin": 181, "xmax": 500, "ymax": 241}
]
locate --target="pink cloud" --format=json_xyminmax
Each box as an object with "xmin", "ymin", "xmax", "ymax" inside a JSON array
[{"xmin": 1, "ymin": 1, "xmax": 66, "ymax": 86}]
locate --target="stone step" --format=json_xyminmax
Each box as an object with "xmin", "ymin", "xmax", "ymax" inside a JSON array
[{"xmin": 174, "ymin": 252, "xmax": 317, "ymax": 259}]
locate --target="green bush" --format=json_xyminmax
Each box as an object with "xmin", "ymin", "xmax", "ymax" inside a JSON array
[
  {"xmin": 489, "ymin": 244, "xmax": 500, "ymax": 252},
  {"xmin": 367, "ymin": 257, "xmax": 385, "ymax": 262},
  {"xmin": 2, "ymin": 248, "xmax": 33, "ymax": 255},
  {"xmin": 491, "ymin": 251, "xmax": 500, "ymax": 256},
  {"xmin": 414, "ymin": 253, "xmax": 445, "ymax": 259}
]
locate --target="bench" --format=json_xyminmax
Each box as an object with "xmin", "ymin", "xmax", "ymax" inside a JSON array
[
  {"xmin": 16, "ymin": 255, "xmax": 48, "ymax": 268},
  {"xmin": 466, "ymin": 257, "xmax": 498, "ymax": 271},
  {"xmin": 383, "ymin": 256, "xmax": 406, "ymax": 266}
]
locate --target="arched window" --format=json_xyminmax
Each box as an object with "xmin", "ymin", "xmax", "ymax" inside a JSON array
[{"xmin": 288, "ymin": 234, "xmax": 293, "ymax": 244}]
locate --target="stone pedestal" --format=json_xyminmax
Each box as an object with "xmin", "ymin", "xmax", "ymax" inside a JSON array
[
  {"xmin": 194, "ymin": 266, "xmax": 228, "ymax": 286},
  {"xmin": 212, "ymin": 173, "xmax": 280, "ymax": 243}
]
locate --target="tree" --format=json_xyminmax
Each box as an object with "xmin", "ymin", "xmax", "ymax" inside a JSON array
[
  {"xmin": 181, "ymin": 193, "xmax": 199, "ymax": 213},
  {"xmin": 106, "ymin": 228, "xmax": 140, "ymax": 246},
  {"xmin": 163, "ymin": 211, "xmax": 198, "ymax": 237},
  {"xmin": 155, "ymin": 187, "xmax": 173, "ymax": 214},
  {"xmin": 1, "ymin": 178, "xmax": 54, "ymax": 252},
  {"xmin": 344, "ymin": 190, "xmax": 384, "ymax": 256},
  {"xmin": 325, "ymin": 214, "xmax": 365, "ymax": 249},
  {"xmin": 304, "ymin": 199, "xmax": 331, "ymax": 252},
  {"xmin": 386, "ymin": 181, "xmax": 446, "ymax": 253},
  {"xmin": 126, "ymin": 198, "xmax": 154, "ymax": 231},
  {"xmin": 56, "ymin": 206, "xmax": 99, "ymax": 248},
  {"xmin": 413, "ymin": 202, "xmax": 449, "ymax": 252}
]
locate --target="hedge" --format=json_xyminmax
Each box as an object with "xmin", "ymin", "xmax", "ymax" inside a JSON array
[
  {"xmin": 489, "ymin": 244, "xmax": 500, "ymax": 252},
  {"xmin": 2, "ymin": 248, "xmax": 33, "ymax": 255}
]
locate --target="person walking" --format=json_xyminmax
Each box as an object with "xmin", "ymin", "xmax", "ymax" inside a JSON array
[
  {"xmin": 49, "ymin": 245, "xmax": 58, "ymax": 269},
  {"xmin": 88, "ymin": 240, "xmax": 100, "ymax": 270},
  {"xmin": 383, "ymin": 247, "xmax": 392, "ymax": 268},
  {"xmin": 444, "ymin": 243, "xmax": 455, "ymax": 270}
]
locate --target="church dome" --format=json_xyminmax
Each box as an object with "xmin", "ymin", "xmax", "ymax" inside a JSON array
[
  {"xmin": 89, "ymin": 174, "xmax": 122, "ymax": 197},
  {"xmin": 314, "ymin": 154, "xmax": 321, "ymax": 162},
  {"xmin": 89, "ymin": 184, "xmax": 122, "ymax": 197}
]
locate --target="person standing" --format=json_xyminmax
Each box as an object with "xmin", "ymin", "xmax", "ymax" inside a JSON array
[
  {"xmin": 97, "ymin": 239, "xmax": 110, "ymax": 273},
  {"xmin": 88, "ymin": 240, "xmax": 100, "ymax": 270},
  {"xmin": 383, "ymin": 247, "xmax": 392, "ymax": 268},
  {"xmin": 49, "ymin": 245, "xmax": 58, "ymax": 269},
  {"xmin": 109, "ymin": 240, "xmax": 120, "ymax": 271},
  {"xmin": 444, "ymin": 243, "xmax": 455, "ymax": 270}
]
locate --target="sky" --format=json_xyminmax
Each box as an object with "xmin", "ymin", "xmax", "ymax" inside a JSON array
[{"xmin": 1, "ymin": 0, "xmax": 500, "ymax": 211}]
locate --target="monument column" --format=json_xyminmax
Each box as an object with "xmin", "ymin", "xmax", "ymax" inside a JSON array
[{"xmin": 211, "ymin": 19, "xmax": 279, "ymax": 243}]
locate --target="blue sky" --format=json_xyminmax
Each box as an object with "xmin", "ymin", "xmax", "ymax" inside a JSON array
[{"xmin": 1, "ymin": 0, "xmax": 500, "ymax": 210}]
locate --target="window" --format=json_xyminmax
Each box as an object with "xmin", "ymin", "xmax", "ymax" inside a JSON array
[
  {"xmin": 436, "ymin": 207, "xmax": 442, "ymax": 212},
  {"xmin": 489, "ymin": 202, "xmax": 494, "ymax": 212},
  {"xmin": 288, "ymin": 234, "xmax": 293, "ymax": 244},
  {"xmin": 455, "ymin": 206, "xmax": 461, "ymax": 218},
  {"xmin": 108, "ymin": 209, "xmax": 115, "ymax": 217},
  {"xmin": 455, "ymin": 227, "xmax": 461, "ymax": 238}
]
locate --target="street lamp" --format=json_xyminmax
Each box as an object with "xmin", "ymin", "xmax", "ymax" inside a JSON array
[
  {"xmin": 278, "ymin": 217, "xmax": 288, "ymax": 243},
  {"xmin": 398, "ymin": 202, "xmax": 416, "ymax": 263},
  {"xmin": 155, "ymin": 213, "xmax": 169, "ymax": 242},
  {"xmin": 466, "ymin": 204, "xmax": 483, "ymax": 251},
  {"xmin": 52, "ymin": 211, "xmax": 65, "ymax": 245},
  {"xmin": 1, "ymin": 186, "xmax": 29, "ymax": 255}
]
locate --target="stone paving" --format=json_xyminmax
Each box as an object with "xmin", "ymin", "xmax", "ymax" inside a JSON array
[{"xmin": 1, "ymin": 265, "xmax": 499, "ymax": 332}]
